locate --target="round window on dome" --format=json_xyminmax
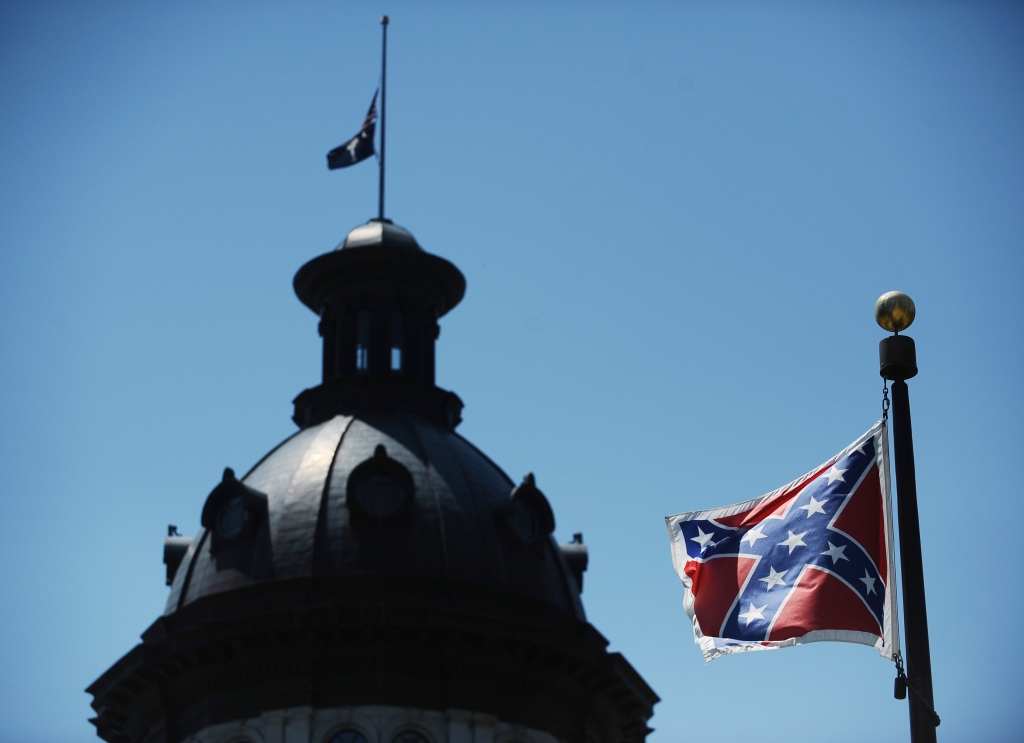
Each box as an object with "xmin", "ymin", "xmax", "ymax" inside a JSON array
[
  {"xmin": 217, "ymin": 495, "xmax": 249, "ymax": 539},
  {"xmin": 200, "ymin": 468, "xmax": 268, "ymax": 554},
  {"xmin": 499, "ymin": 473, "xmax": 555, "ymax": 546},
  {"xmin": 346, "ymin": 444, "xmax": 415, "ymax": 521},
  {"xmin": 355, "ymin": 472, "xmax": 407, "ymax": 517}
]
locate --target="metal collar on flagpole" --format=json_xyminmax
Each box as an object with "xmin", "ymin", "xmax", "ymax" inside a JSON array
[{"xmin": 378, "ymin": 15, "xmax": 388, "ymax": 221}]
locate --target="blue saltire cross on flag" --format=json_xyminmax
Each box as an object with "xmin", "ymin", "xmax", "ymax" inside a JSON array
[{"xmin": 665, "ymin": 420, "xmax": 898, "ymax": 662}]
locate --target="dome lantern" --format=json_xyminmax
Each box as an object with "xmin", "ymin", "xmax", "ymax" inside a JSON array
[{"xmin": 292, "ymin": 218, "xmax": 467, "ymax": 430}]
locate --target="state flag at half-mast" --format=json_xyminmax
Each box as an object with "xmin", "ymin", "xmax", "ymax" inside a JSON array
[
  {"xmin": 327, "ymin": 91, "xmax": 377, "ymax": 170},
  {"xmin": 665, "ymin": 420, "xmax": 898, "ymax": 662}
]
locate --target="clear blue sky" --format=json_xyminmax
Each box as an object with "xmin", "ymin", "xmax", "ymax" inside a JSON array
[{"xmin": 1, "ymin": 2, "xmax": 1022, "ymax": 742}]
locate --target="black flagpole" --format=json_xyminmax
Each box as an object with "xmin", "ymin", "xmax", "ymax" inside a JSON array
[
  {"xmin": 876, "ymin": 292, "xmax": 938, "ymax": 743},
  {"xmin": 378, "ymin": 15, "xmax": 388, "ymax": 221}
]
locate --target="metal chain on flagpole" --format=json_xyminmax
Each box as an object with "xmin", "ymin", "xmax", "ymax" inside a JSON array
[
  {"xmin": 882, "ymin": 380, "xmax": 890, "ymax": 423},
  {"xmin": 894, "ymin": 652, "xmax": 941, "ymax": 728}
]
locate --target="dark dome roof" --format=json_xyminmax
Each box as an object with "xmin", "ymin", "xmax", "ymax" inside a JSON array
[
  {"xmin": 166, "ymin": 410, "xmax": 586, "ymax": 622},
  {"xmin": 337, "ymin": 218, "xmax": 421, "ymax": 250}
]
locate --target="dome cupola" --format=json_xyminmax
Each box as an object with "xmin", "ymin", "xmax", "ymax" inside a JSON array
[{"xmin": 292, "ymin": 218, "xmax": 466, "ymax": 430}]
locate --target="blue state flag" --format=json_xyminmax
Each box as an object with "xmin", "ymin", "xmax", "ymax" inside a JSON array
[{"xmin": 327, "ymin": 91, "xmax": 377, "ymax": 170}]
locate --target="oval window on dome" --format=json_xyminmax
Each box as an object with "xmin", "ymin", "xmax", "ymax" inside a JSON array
[
  {"xmin": 217, "ymin": 495, "xmax": 249, "ymax": 539},
  {"xmin": 355, "ymin": 472, "xmax": 407, "ymax": 517},
  {"xmin": 201, "ymin": 467, "xmax": 268, "ymax": 554},
  {"xmin": 499, "ymin": 473, "xmax": 555, "ymax": 545},
  {"xmin": 328, "ymin": 730, "xmax": 369, "ymax": 743},
  {"xmin": 346, "ymin": 444, "xmax": 415, "ymax": 521}
]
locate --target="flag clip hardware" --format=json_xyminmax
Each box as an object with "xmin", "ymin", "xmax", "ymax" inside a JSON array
[
  {"xmin": 893, "ymin": 653, "xmax": 908, "ymax": 699},
  {"xmin": 893, "ymin": 653, "xmax": 941, "ymax": 727}
]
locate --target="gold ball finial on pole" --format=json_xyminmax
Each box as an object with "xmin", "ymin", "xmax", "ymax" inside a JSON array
[
  {"xmin": 876, "ymin": 291, "xmax": 918, "ymax": 380},
  {"xmin": 875, "ymin": 291, "xmax": 916, "ymax": 334}
]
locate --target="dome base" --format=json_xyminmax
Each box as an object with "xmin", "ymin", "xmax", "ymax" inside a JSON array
[
  {"xmin": 292, "ymin": 378, "xmax": 463, "ymax": 430},
  {"xmin": 89, "ymin": 576, "xmax": 658, "ymax": 743}
]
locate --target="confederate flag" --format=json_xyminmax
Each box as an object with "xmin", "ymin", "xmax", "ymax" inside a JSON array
[{"xmin": 666, "ymin": 421, "xmax": 898, "ymax": 662}]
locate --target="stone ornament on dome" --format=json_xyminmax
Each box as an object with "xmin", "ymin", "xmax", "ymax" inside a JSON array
[
  {"xmin": 346, "ymin": 444, "xmax": 415, "ymax": 520},
  {"xmin": 496, "ymin": 473, "xmax": 555, "ymax": 546},
  {"xmin": 162, "ymin": 529, "xmax": 193, "ymax": 586},
  {"xmin": 200, "ymin": 467, "xmax": 268, "ymax": 553}
]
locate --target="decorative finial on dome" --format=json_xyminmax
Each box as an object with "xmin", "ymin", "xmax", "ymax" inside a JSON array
[{"xmin": 338, "ymin": 219, "xmax": 421, "ymax": 251}]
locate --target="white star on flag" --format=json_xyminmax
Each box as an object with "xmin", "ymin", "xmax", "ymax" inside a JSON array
[
  {"xmin": 860, "ymin": 569, "xmax": 877, "ymax": 595},
  {"xmin": 758, "ymin": 566, "xmax": 788, "ymax": 591},
  {"xmin": 821, "ymin": 541, "xmax": 850, "ymax": 564},
  {"xmin": 738, "ymin": 603, "xmax": 768, "ymax": 626},
  {"xmin": 823, "ymin": 466, "xmax": 848, "ymax": 485},
  {"xmin": 690, "ymin": 526, "xmax": 715, "ymax": 552},
  {"xmin": 741, "ymin": 524, "xmax": 767, "ymax": 547},
  {"xmin": 798, "ymin": 495, "xmax": 828, "ymax": 518},
  {"xmin": 779, "ymin": 530, "xmax": 807, "ymax": 554},
  {"xmin": 851, "ymin": 438, "xmax": 871, "ymax": 456}
]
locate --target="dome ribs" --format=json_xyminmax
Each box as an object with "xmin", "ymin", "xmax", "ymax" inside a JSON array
[
  {"xmin": 172, "ymin": 412, "xmax": 590, "ymax": 616},
  {"xmin": 312, "ymin": 415, "xmax": 356, "ymax": 577},
  {"xmin": 267, "ymin": 416, "xmax": 350, "ymax": 580}
]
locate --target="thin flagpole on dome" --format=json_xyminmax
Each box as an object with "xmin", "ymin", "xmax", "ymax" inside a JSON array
[{"xmin": 378, "ymin": 15, "xmax": 388, "ymax": 221}]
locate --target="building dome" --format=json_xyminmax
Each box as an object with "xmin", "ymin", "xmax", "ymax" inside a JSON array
[
  {"xmin": 88, "ymin": 220, "xmax": 657, "ymax": 743},
  {"xmin": 165, "ymin": 410, "xmax": 585, "ymax": 623}
]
